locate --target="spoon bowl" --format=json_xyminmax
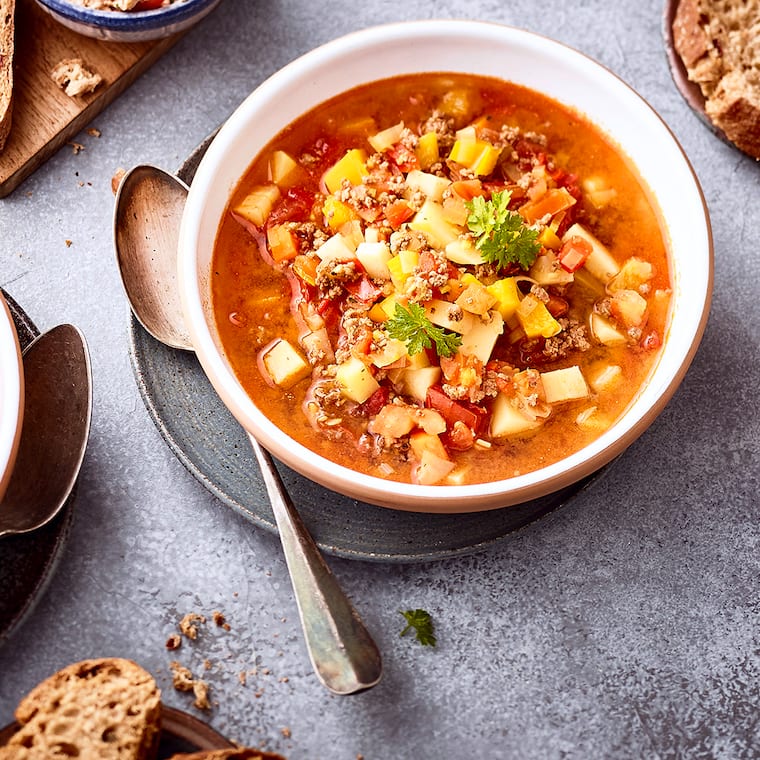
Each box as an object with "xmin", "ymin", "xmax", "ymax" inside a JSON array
[
  {"xmin": 114, "ymin": 164, "xmax": 382, "ymax": 695},
  {"xmin": 0, "ymin": 324, "xmax": 92, "ymax": 537}
]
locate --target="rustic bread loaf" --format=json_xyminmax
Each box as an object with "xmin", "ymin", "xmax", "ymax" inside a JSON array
[
  {"xmin": 0, "ymin": 0, "xmax": 14, "ymax": 151},
  {"xmin": 167, "ymin": 751, "xmax": 286, "ymax": 760},
  {"xmin": 3, "ymin": 658, "xmax": 161, "ymax": 760},
  {"xmin": 673, "ymin": 0, "xmax": 760, "ymax": 159}
]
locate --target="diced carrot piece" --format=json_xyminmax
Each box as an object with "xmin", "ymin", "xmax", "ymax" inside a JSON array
[{"xmin": 267, "ymin": 224, "xmax": 299, "ymax": 262}]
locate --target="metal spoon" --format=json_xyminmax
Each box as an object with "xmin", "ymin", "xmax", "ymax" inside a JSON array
[
  {"xmin": 0, "ymin": 324, "xmax": 92, "ymax": 537},
  {"xmin": 114, "ymin": 165, "xmax": 382, "ymax": 695}
]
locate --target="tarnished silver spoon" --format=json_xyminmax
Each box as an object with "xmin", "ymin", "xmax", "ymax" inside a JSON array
[
  {"xmin": 114, "ymin": 164, "xmax": 382, "ymax": 696},
  {"xmin": 0, "ymin": 324, "xmax": 92, "ymax": 537}
]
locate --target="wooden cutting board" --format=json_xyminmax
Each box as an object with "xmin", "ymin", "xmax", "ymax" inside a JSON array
[{"xmin": 0, "ymin": 0, "xmax": 183, "ymax": 198}]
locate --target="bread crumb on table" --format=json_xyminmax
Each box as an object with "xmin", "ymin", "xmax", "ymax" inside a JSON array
[
  {"xmin": 165, "ymin": 633, "xmax": 182, "ymax": 651},
  {"xmin": 50, "ymin": 59, "xmax": 103, "ymax": 97},
  {"xmin": 179, "ymin": 612, "xmax": 206, "ymax": 640},
  {"xmin": 111, "ymin": 167, "xmax": 126, "ymax": 195},
  {"xmin": 169, "ymin": 661, "xmax": 195, "ymax": 692}
]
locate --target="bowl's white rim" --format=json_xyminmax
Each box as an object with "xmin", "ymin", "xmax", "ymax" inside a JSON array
[
  {"xmin": 178, "ymin": 19, "xmax": 713, "ymax": 511},
  {"xmin": 0, "ymin": 293, "xmax": 24, "ymax": 503}
]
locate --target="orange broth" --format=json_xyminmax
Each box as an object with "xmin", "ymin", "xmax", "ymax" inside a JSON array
[{"xmin": 211, "ymin": 73, "xmax": 671, "ymax": 486}]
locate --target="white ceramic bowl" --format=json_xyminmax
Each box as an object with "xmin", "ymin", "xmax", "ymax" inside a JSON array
[
  {"xmin": 34, "ymin": 0, "xmax": 224, "ymax": 42},
  {"xmin": 0, "ymin": 293, "xmax": 24, "ymax": 503},
  {"xmin": 178, "ymin": 20, "xmax": 713, "ymax": 513}
]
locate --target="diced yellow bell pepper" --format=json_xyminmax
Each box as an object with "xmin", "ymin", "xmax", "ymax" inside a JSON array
[
  {"xmin": 323, "ymin": 149, "xmax": 368, "ymax": 194},
  {"xmin": 322, "ymin": 196, "xmax": 358, "ymax": 231},
  {"xmin": 415, "ymin": 132, "xmax": 440, "ymax": 170},
  {"xmin": 486, "ymin": 278, "xmax": 521, "ymax": 320},
  {"xmin": 516, "ymin": 294, "xmax": 562, "ymax": 338},
  {"xmin": 538, "ymin": 227, "xmax": 562, "ymax": 250},
  {"xmin": 448, "ymin": 138, "xmax": 501, "ymax": 176},
  {"xmin": 387, "ymin": 250, "xmax": 419, "ymax": 290}
]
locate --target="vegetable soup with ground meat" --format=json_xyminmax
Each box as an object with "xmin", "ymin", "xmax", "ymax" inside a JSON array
[{"xmin": 210, "ymin": 73, "xmax": 672, "ymax": 486}]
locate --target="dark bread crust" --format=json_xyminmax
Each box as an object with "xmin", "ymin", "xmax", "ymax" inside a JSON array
[
  {"xmin": 5, "ymin": 658, "xmax": 161, "ymax": 760},
  {"xmin": 167, "ymin": 751, "xmax": 286, "ymax": 760},
  {"xmin": 672, "ymin": 0, "xmax": 760, "ymax": 159},
  {"xmin": 0, "ymin": 0, "xmax": 14, "ymax": 151}
]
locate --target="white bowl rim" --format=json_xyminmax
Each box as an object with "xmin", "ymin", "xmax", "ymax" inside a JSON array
[
  {"xmin": 0, "ymin": 292, "xmax": 24, "ymax": 503},
  {"xmin": 178, "ymin": 19, "xmax": 713, "ymax": 512}
]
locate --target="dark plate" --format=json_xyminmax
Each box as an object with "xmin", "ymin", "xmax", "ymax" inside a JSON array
[
  {"xmin": 662, "ymin": 0, "xmax": 746, "ymax": 153},
  {"xmin": 0, "ymin": 289, "xmax": 75, "ymax": 647},
  {"xmin": 0, "ymin": 704, "xmax": 234, "ymax": 755},
  {"xmin": 127, "ymin": 136, "xmax": 608, "ymax": 563}
]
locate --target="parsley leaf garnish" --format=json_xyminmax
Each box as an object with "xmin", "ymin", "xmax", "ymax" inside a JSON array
[
  {"xmin": 466, "ymin": 189, "xmax": 540, "ymax": 270},
  {"xmin": 385, "ymin": 303, "xmax": 462, "ymax": 358},
  {"xmin": 400, "ymin": 609, "xmax": 436, "ymax": 647}
]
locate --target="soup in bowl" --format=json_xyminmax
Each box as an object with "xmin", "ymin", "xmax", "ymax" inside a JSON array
[{"xmin": 177, "ymin": 21, "xmax": 712, "ymax": 512}]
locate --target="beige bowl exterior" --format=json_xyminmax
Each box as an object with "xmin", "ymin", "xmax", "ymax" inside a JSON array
[
  {"xmin": 178, "ymin": 20, "xmax": 713, "ymax": 513},
  {"xmin": 0, "ymin": 293, "xmax": 24, "ymax": 503}
]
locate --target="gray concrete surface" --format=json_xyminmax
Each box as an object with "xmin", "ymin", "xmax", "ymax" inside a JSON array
[{"xmin": 1, "ymin": 0, "xmax": 758, "ymax": 757}]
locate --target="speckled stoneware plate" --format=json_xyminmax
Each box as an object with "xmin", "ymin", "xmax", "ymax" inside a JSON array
[
  {"xmin": 127, "ymin": 136, "xmax": 608, "ymax": 563},
  {"xmin": 0, "ymin": 704, "xmax": 234, "ymax": 755},
  {"xmin": 0, "ymin": 290, "xmax": 76, "ymax": 647}
]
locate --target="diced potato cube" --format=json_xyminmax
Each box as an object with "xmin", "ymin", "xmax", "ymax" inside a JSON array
[
  {"xmin": 442, "ymin": 195, "xmax": 470, "ymax": 226},
  {"xmin": 414, "ymin": 449, "xmax": 456, "ymax": 485},
  {"xmin": 233, "ymin": 184, "xmax": 281, "ymax": 228},
  {"xmin": 588, "ymin": 363, "xmax": 622, "ymax": 392},
  {"xmin": 323, "ymin": 149, "xmax": 368, "ymax": 194},
  {"xmin": 457, "ymin": 311, "xmax": 504, "ymax": 364},
  {"xmin": 266, "ymin": 224, "xmax": 299, "ymax": 263},
  {"xmin": 455, "ymin": 282, "xmax": 497, "ymax": 316},
  {"xmin": 540, "ymin": 366, "xmax": 589, "ymax": 403},
  {"xmin": 335, "ymin": 356, "xmax": 380, "ymax": 403},
  {"xmin": 315, "ymin": 233, "xmax": 356, "ymax": 262},
  {"xmin": 562, "ymin": 223, "xmax": 620, "ymax": 283},
  {"xmin": 529, "ymin": 253, "xmax": 574, "ymax": 287},
  {"xmin": 368, "ymin": 122, "xmax": 405, "ymax": 153},
  {"xmin": 369, "ymin": 404, "xmax": 416, "ymax": 438},
  {"xmin": 300, "ymin": 328, "xmax": 335, "ymax": 365},
  {"xmin": 610, "ymin": 289, "xmax": 648, "ymax": 328},
  {"xmin": 582, "ymin": 176, "xmax": 618, "ymax": 208},
  {"xmin": 415, "ymin": 132, "xmax": 440, "ymax": 169},
  {"xmin": 589, "ymin": 313, "xmax": 627, "ymax": 346},
  {"xmin": 516, "ymin": 294, "xmax": 561, "ymax": 338},
  {"xmin": 268, "ymin": 150, "xmax": 302, "ymax": 188},
  {"xmin": 608, "ymin": 257, "xmax": 654, "ymax": 293},
  {"xmin": 405, "ymin": 170, "xmax": 451, "ymax": 202},
  {"xmin": 424, "ymin": 299, "xmax": 476, "ymax": 335},
  {"xmin": 409, "ymin": 431, "xmax": 449, "ymax": 462},
  {"xmin": 489, "ymin": 393, "xmax": 543, "ymax": 438},
  {"xmin": 259, "ymin": 339, "xmax": 311, "ymax": 389},
  {"xmin": 409, "ymin": 200, "xmax": 462, "ymax": 248},
  {"xmin": 387, "ymin": 249, "xmax": 419, "ymax": 289},
  {"xmin": 355, "ymin": 241, "xmax": 392, "ymax": 280},
  {"xmin": 445, "ymin": 238, "xmax": 484, "ymax": 266},
  {"xmin": 368, "ymin": 338, "xmax": 408, "ymax": 368},
  {"xmin": 400, "ymin": 366, "xmax": 441, "ymax": 403}
]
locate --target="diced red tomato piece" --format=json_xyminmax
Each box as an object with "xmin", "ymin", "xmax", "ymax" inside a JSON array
[
  {"xmin": 344, "ymin": 275, "xmax": 384, "ymax": 303},
  {"xmin": 133, "ymin": 0, "xmax": 165, "ymax": 9},
  {"xmin": 558, "ymin": 235, "xmax": 592, "ymax": 273},
  {"xmin": 268, "ymin": 187, "xmax": 316, "ymax": 225},
  {"xmin": 384, "ymin": 199, "xmax": 414, "ymax": 229},
  {"xmin": 353, "ymin": 387, "xmax": 390, "ymax": 417},
  {"xmin": 442, "ymin": 420, "xmax": 477, "ymax": 451},
  {"xmin": 387, "ymin": 143, "xmax": 420, "ymax": 173},
  {"xmin": 425, "ymin": 386, "xmax": 488, "ymax": 436}
]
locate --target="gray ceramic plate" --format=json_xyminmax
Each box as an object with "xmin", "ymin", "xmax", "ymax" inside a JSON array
[
  {"xmin": 0, "ymin": 289, "xmax": 75, "ymax": 646},
  {"xmin": 126, "ymin": 136, "xmax": 607, "ymax": 563}
]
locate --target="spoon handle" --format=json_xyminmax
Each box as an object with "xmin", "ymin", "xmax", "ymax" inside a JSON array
[{"xmin": 247, "ymin": 434, "xmax": 383, "ymax": 695}]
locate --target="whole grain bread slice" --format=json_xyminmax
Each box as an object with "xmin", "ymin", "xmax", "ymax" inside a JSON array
[
  {"xmin": 0, "ymin": 0, "xmax": 14, "ymax": 151},
  {"xmin": 673, "ymin": 0, "xmax": 760, "ymax": 158},
  {"xmin": 4, "ymin": 658, "xmax": 161, "ymax": 760}
]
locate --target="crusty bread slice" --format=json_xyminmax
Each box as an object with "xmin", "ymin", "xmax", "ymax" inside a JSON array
[
  {"xmin": 167, "ymin": 751, "xmax": 286, "ymax": 760},
  {"xmin": 4, "ymin": 658, "xmax": 161, "ymax": 760},
  {"xmin": 673, "ymin": 0, "xmax": 760, "ymax": 159},
  {"xmin": 0, "ymin": 0, "xmax": 14, "ymax": 151}
]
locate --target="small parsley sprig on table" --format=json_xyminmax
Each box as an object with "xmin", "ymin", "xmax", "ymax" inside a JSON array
[
  {"xmin": 386, "ymin": 302, "xmax": 462, "ymax": 358},
  {"xmin": 466, "ymin": 189, "xmax": 540, "ymax": 270},
  {"xmin": 399, "ymin": 609, "xmax": 437, "ymax": 647}
]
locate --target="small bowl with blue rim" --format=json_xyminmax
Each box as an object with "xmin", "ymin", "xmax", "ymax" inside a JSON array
[{"xmin": 34, "ymin": 0, "xmax": 224, "ymax": 42}]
